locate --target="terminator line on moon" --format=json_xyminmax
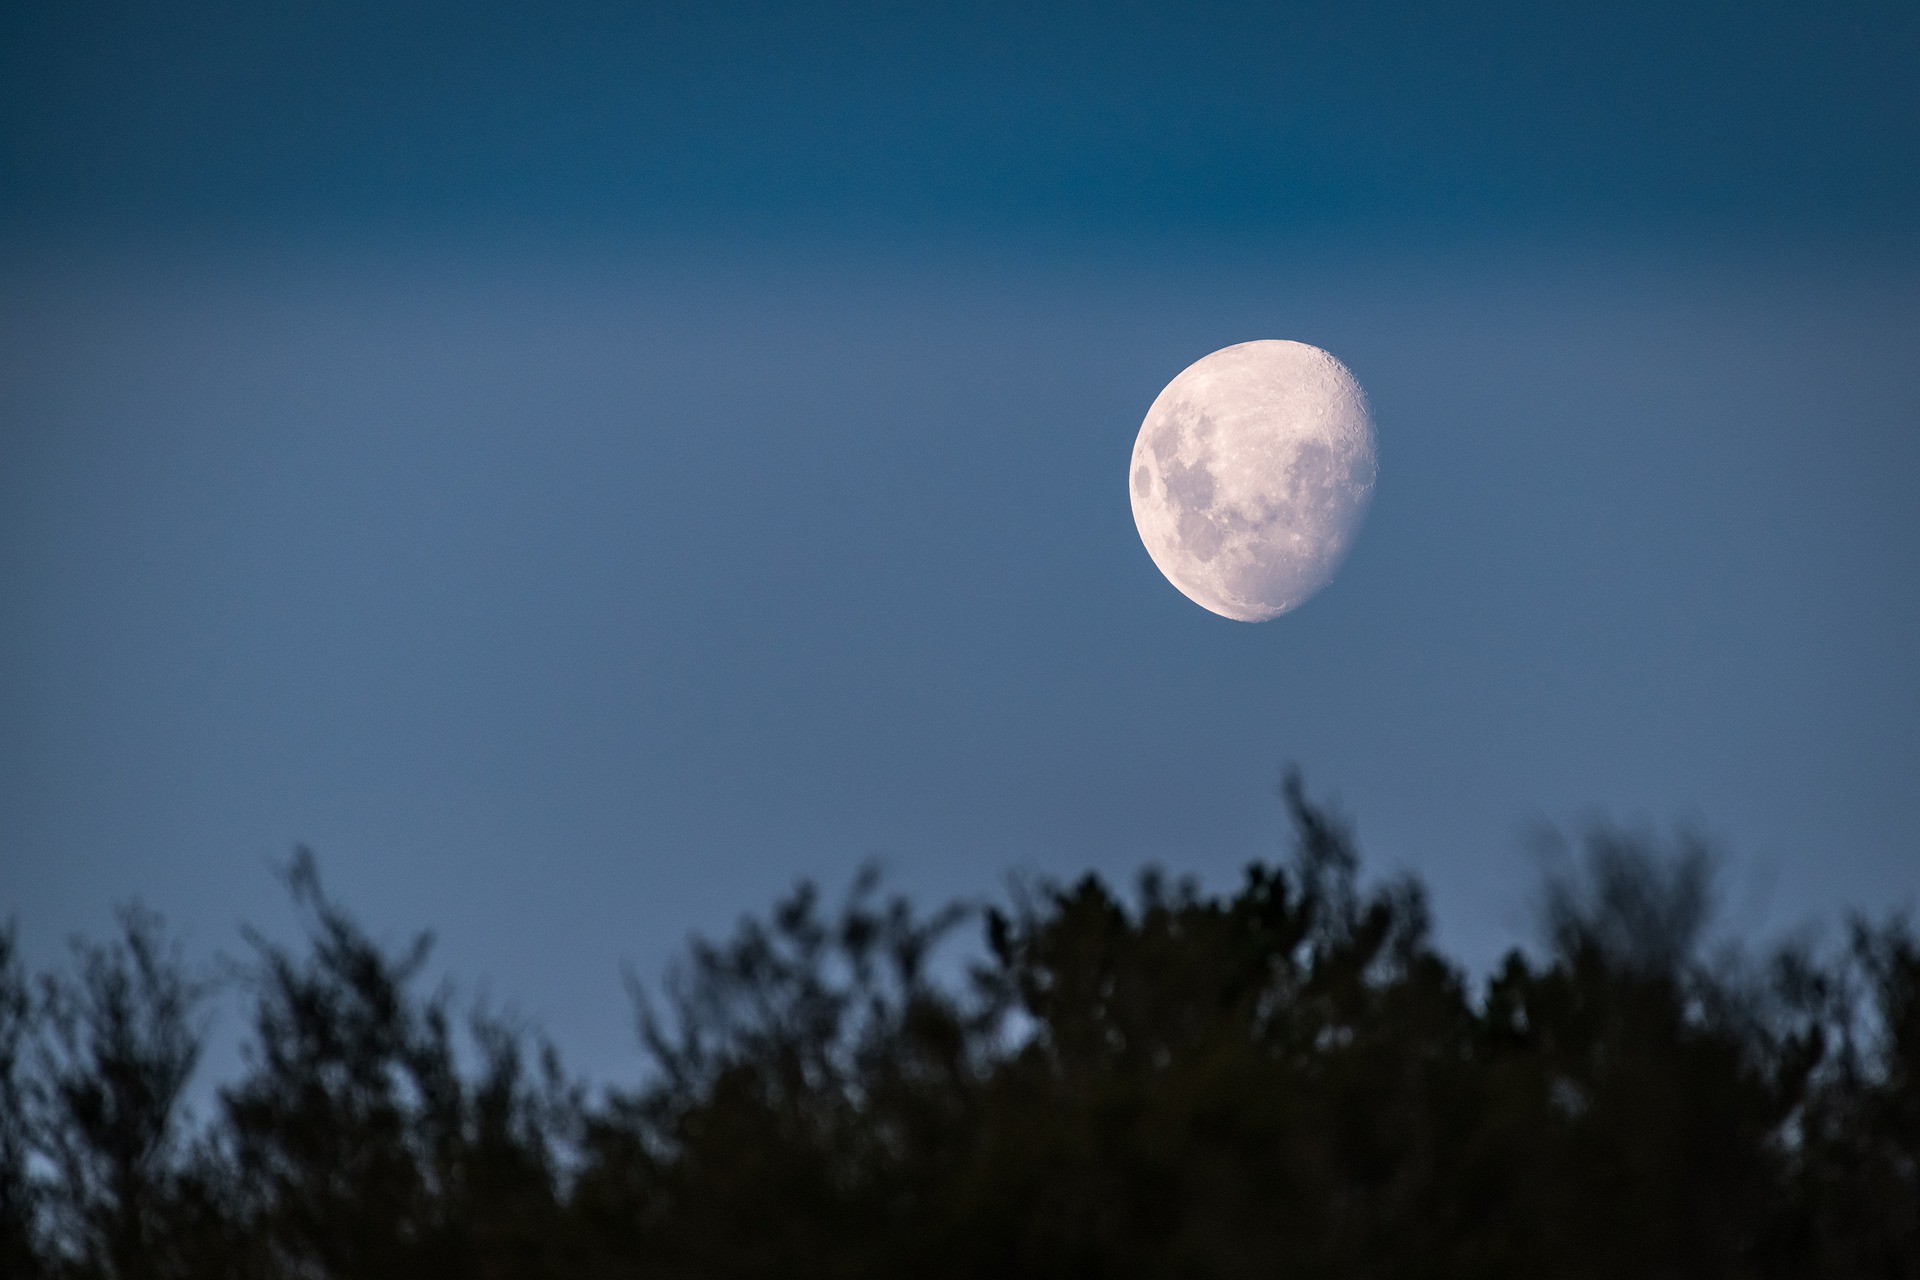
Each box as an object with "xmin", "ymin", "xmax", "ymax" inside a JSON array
[{"xmin": 1130, "ymin": 340, "xmax": 1377, "ymax": 622}]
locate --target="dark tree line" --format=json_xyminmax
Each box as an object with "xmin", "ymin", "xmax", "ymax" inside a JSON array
[{"xmin": 3, "ymin": 775, "xmax": 1917, "ymax": 1279}]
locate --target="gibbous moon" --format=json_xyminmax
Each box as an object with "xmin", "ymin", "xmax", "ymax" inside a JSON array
[{"xmin": 1129, "ymin": 340, "xmax": 1376, "ymax": 622}]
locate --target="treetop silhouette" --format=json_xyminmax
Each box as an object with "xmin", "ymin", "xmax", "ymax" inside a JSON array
[{"xmin": 3, "ymin": 775, "xmax": 1915, "ymax": 1278}]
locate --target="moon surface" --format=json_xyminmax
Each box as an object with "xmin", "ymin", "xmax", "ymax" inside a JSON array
[{"xmin": 1130, "ymin": 340, "xmax": 1376, "ymax": 622}]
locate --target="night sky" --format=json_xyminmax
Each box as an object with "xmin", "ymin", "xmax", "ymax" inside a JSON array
[{"xmin": 4, "ymin": 0, "xmax": 1917, "ymax": 1082}]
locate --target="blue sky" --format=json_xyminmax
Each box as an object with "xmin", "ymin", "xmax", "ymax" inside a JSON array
[
  {"xmin": 3, "ymin": 0, "xmax": 1917, "ymax": 1082},
  {"xmin": 6, "ymin": 0, "xmax": 1917, "ymax": 240}
]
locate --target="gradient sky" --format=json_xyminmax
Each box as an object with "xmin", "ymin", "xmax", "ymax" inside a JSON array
[{"xmin": 3, "ymin": 0, "xmax": 1917, "ymax": 1083}]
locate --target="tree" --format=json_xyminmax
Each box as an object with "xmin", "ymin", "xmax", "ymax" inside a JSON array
[
  {"xmin": 221, "ymin": 852, "xmax": 571, "ymax": 1280},
  {"xmin": 5, "ymin": 777, "xmax": 1917, "ymax": 1278},
  {"xmin": 33, "ymin": 906, "xmax": 213, "ymax": 1280},
  {"xmin": 0, "ymin": 925, "xmax": 45, "ymax": 1279}
]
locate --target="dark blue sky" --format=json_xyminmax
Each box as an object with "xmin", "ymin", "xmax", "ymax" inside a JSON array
[
  {"xmin": 5, "ymin": 0, "xmax": 1917, "ymax": 240},
  {"xmin": 3, "ymin": 1, "xmax": 1917, "ymax": 1082}
]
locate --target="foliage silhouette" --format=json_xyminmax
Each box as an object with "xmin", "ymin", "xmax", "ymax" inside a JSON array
[{"xmin": 2, "ymin": 776, "xmax": 1916, "ymax": 1278}]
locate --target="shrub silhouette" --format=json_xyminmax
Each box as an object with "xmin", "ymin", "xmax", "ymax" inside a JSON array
[{"xmin": 2, "ymin": 775, "xmax": 1916, "ymax": 1278}]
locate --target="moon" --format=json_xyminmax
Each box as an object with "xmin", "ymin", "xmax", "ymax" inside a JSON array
[{"xmin": 1129, "ymin": 340, "xmax": 1376, "ymax": 622}]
